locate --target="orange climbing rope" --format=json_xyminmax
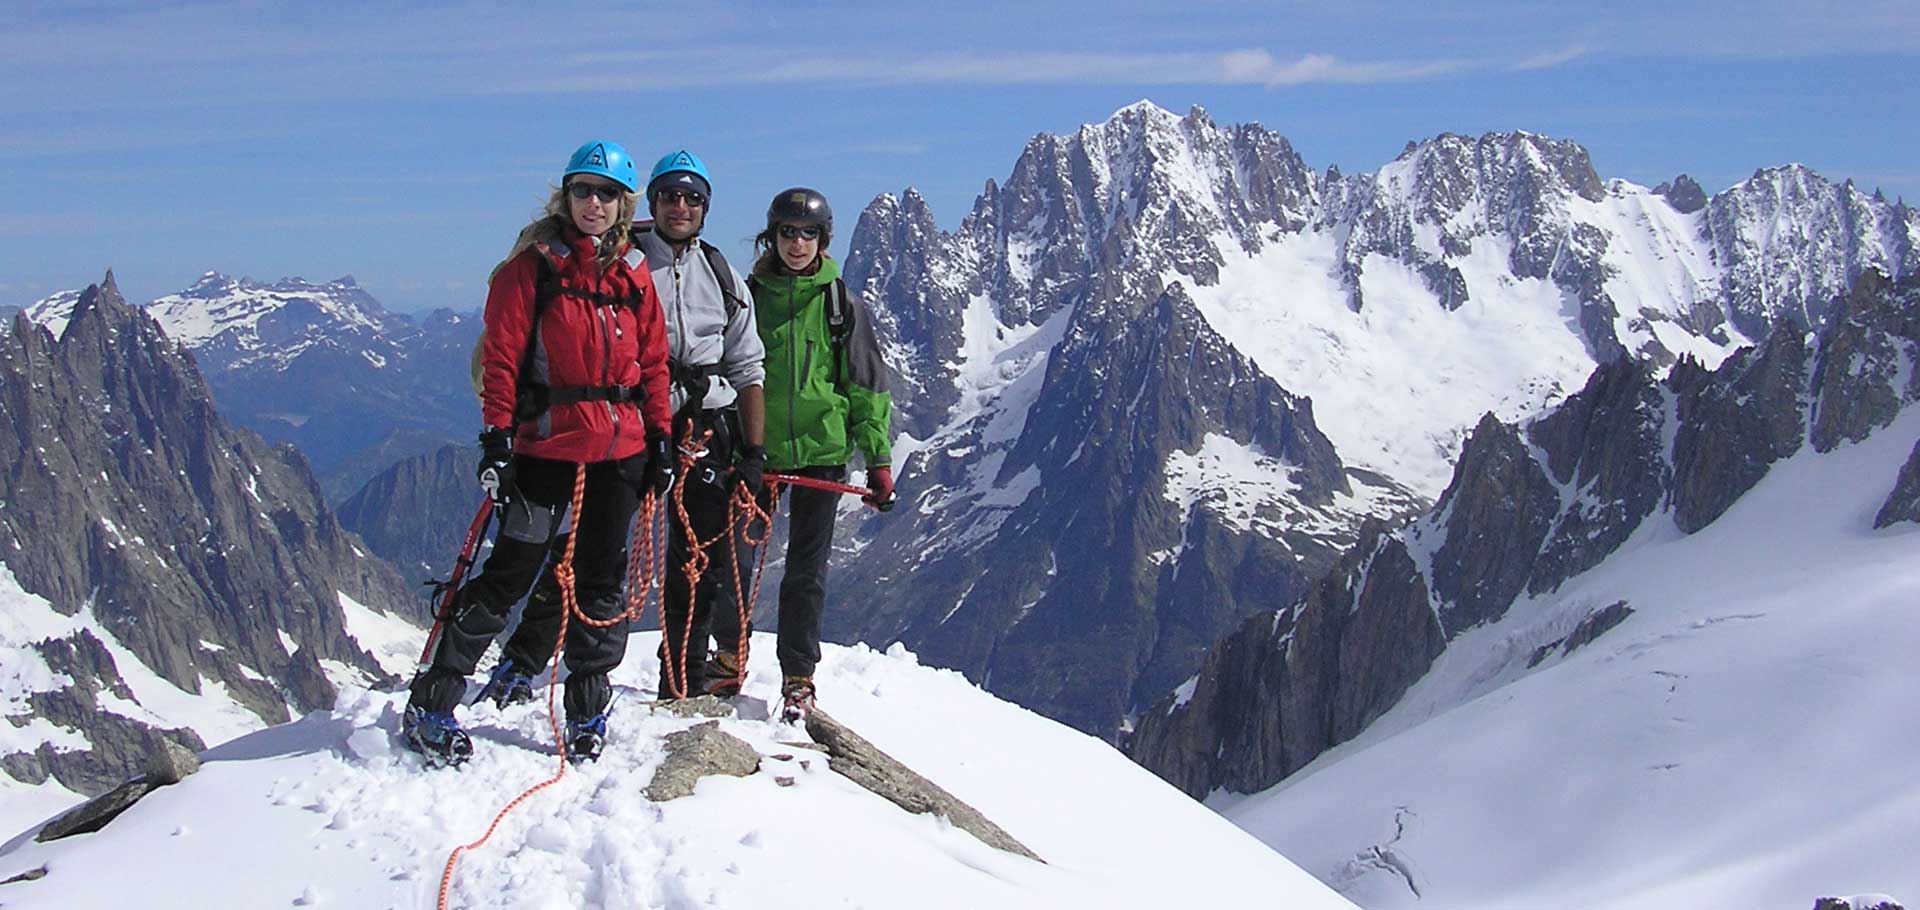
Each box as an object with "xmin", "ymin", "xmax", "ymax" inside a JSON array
[
  {"xmin": 434, "ymin": 432, "xmax": 788, "ymax": 908},
  {"xmin": 435, "ymin": 462, "xmax": 663, "ymax": 910}
]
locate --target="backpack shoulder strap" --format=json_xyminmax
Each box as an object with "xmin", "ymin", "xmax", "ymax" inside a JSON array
[
  {"xmin": 825, "ymin": 277, "xmax": 852, "ymax": 347},
  {"xmin": 698, "ymin": 239, "xmax": 746, "ymax": 323}
]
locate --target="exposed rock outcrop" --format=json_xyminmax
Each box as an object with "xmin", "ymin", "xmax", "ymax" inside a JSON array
[{"xmin": 805, "ymin": 709, "xmax": 1041, "ymax": 861}]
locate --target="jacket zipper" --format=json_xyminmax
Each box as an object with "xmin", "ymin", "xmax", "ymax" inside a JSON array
[
  {"xmin": 787, "ymin": 281, "xmax": 801, "ymax": 468},
  {"xmin": 598, "ymin": 274, "xmax": 620, "ymax": 462}
]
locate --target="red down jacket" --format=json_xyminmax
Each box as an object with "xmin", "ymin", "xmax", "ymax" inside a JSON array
[{"xmin": 478, "ymin": 226, "xmax": 672, "ymax": 463}]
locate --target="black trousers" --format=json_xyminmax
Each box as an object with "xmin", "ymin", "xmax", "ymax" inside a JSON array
[
  {"xmin": 409, "ymin": 455, "xmax": 639, "ymax": 722},
  {"xmin": 655, "ymin": 407, "xmax": 755, "ymax": 698},
  {"xmin": 710, "ymin": 465, "xmax": 843, "ymax": 680}
]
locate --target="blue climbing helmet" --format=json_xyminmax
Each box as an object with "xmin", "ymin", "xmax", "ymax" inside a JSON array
[
  {"xmin": 563, "ymin": 140, "xmax": 638, "ymax": 192},
  {"xmin": 647, "ymin": 150, "xmax": 712, "ymax": 202}
]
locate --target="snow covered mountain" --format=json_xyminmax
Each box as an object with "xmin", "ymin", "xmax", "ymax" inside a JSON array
[
  {"xmin": 0, "ymin": 274, "xmax": 421, "ymax": 800},
  {"xmin": 1126, "ymin": 271, "xmax": 1920, "ymax": 907},
  {"xmin": 19, "ymin": 273, "xmax": 481, "ymax": 501},
  {"xmin": 0, "ymin": 634, "xmax": 1357, "ymax": 910},
  {"xmin": 828, "ymin": 100, "xmax": 1916, "ymax": 739}
]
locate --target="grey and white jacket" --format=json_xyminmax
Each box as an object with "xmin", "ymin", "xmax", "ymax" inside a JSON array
[{"xmin": 636, "ymin": 228, "xmax": 766, "ymax": 413}]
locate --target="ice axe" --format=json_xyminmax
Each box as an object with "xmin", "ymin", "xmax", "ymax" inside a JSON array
[
  {"xmin": 766, "ymin": 471, "xmax": 897, "ymax": 512},
  {"xmin": 416, "ymin": 497, "xmax": 496, "ymax": 672}
]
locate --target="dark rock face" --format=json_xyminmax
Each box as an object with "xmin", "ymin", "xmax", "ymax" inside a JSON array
[
  {"xmin": 1810, "ymin": 270, "xmax": 1920, "ymax": 452},
  {"xmin": 827, "ymin": 278, "xmax": 1402, "ymax": 738},
  {"xmin": 1127, "ymin": 522, "xmax": 1443, "ymax": 797},
  {"xmin": 336, "ymin": 443, "xmax": 477, "ymax": 580},
  {"xmin": 1525, "ymin": 358, "xmax": 1669, "ymax": 592},
  {"xmin": 1877, "ymin": 440, "xmax": 1920, "ymax": 528},
  {"xmin": 1654, "ymin": 175, "xmax": 1708, "ymax": 214},
  {"xmin": 1669, "ymin": 327, "xmax": 1811, "ymax": 533},
  {"xmin": 0, "ymin": 274, "xmax": 418, "ymax": 794},
  {"xmin": 844, "ymin": 189, "xmax": 971, "ymax": 440},
  {"xmin": 1128, "ymin": 270, "xmax": 1919, "ymax": 798},
  {"xmin": 1427, "ymin": 414, "xmax": 1561, "ymax": 632}
]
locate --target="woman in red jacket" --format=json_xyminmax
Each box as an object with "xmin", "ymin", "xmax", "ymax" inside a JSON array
[{"xmin": 404, "ymin": 139, "xmax": 674, "ymax": 767}]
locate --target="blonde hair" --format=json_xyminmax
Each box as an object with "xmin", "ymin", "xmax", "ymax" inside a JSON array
[{"xmin": 492, "ymin": 183, "xmax": 639, "ymax": 280}]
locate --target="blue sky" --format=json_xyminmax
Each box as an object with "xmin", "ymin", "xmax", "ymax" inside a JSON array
[{"xmin": 3, "ymin": 0, "xmax": 1915, "ymax": 314}]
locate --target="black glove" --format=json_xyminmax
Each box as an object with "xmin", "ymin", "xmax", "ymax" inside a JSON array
[
  {"xmin": 733, "ymin": 444, "xmax": 767, "ymax": 497},
  {"xmin": 642, "ymin": 433, "xmax": 675, "ymax": 498},
  {"xmin": 476, "ymin": 427, "xmax": 514, "ymax": 506}
]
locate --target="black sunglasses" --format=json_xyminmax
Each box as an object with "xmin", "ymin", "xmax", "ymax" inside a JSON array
[
  {"xmin": 777, "ymin": 224, "xmax": 822, "ymax": 240},
  {"xmin": 567, "ymin": 181, "xmax": 624, "ymax": 203},
  {"xmin": 657, "ymin": 188, "xmax": 707, "ymax": 208}
]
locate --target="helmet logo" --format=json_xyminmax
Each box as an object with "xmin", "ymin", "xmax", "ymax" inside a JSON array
[
  {"xmin": 583, "ymin": 144, "xmax": 608, "ymax": 168},
  {"xmin": 789, "ymin": 192, "xmax": 810, "ymax": 206}
]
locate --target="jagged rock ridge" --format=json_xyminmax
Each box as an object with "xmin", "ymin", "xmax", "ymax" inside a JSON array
[
  {"xmin": 828, "ymin": 102, "xmax": 1914, "ymax": 739},
  {"xmin": 0, "ymin": 273, "xmax": 421, "ymax": 795},
  {"xmin": 1128, "ymin": 270, "xmax": 1920, "ymax": 797}
]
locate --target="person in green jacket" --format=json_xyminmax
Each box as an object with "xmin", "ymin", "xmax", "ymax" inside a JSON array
[{"xmin": 707, "ymin": 186, "xmax": 893, "ymax": 722}]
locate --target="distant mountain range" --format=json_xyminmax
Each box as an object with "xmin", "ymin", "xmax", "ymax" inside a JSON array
[
  {"xmin": 829, "ymin": 101, "xmax": 1915, "ymax": 737},
  {"xmin": 24, "ymin": 272, "xmax": 480, "ymax": 502},
  {"xmin": 11, "ymin": 101, "xmax": 1916, "ymax": 746}
]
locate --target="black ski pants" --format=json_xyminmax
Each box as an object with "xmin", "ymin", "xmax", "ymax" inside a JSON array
[
  {"xmin": 710, "ymin": 464, "xmax": 843, "ymax": 681},
  {"xmin": 410, "ymin": 454, "xmax": 639, "ymax": 722}
]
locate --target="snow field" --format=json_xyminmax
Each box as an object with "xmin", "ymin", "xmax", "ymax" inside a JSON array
[
  {"xmin": 1217, "ymin": 408, "xmax": 1920, "ymax": 909},
  {"xmin": 0, "ymin": 634, "xmax": 1356, "ymax": 910}
]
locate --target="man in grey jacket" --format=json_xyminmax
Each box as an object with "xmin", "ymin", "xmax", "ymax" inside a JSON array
[
  {"xmin": 633, "ymin": 149, "xmax": 767, "ymax": 700},
  {"xmin": 482, "ymin": 149, "xmax": 767, "ymax": 709}
]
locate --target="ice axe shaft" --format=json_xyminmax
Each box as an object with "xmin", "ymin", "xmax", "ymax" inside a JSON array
[
  {"xmin": 766, "ymin": 472, "xmax": 896, "ymax": 511},
  {"xmin": 416, "ymin": 498, "xmax": 496, "ymax": 671}
]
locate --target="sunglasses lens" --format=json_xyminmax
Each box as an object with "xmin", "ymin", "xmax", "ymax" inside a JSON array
[
  {"xmin": 570, "ymin": 182, "xmax": 620, "ymax": 202},
  {"xmin": 779, "ymin": 225, "xmax": 820, "ymax": 240},
  {"xmin": 663, "ymin": 190, "xmax": 706, "ymax": 207}
]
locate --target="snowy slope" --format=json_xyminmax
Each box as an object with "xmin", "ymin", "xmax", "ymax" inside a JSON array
[
  {"xmin": 1181, "ymin": 229, "xmax": 1599, "ymax": 497},
  {"xmin": 19, "ymin": 290, "xmax": 82, "ymax": 339},
  {"xmin": 0, "ymin": 633, "xmax": 1355, "ymax": 910},
  {"xmin": 1213, "ymin": 408, "xmax": 1920, "ymax": 909}
]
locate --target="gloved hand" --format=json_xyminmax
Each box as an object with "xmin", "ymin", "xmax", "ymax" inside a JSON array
[
  {"xmin": 476, "ymin": 427, "xmax": 515, "ymax": 506},
  {"xmin": 642, "ymin": 433, "xmax": 675, "ymax": 498},
  {"xmin": 864, "ymin": 465, "xmax": 895, "ymax": 512},
  {"xmin": 733, "ymin": 445, "xmax": 767, "ymax": 497}
]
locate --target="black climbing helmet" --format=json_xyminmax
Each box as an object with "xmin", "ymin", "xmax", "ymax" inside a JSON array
[{"xmin": 767, "ymin": 187, "xmax": 832, "ymax": 236}]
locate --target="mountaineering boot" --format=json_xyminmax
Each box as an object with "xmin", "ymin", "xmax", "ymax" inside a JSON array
[
  {"xmin": 566, "ymin": 714, "xmax": 608, "ymax": 765},
  {"xmin": 779, "ymin": 676, "xmax": 816, "ymax": 724},
  {"xmin": 402, "ymin": 705, "xmax": 474, "ymax": 768},
  {"xmin": 477, "ymin": 656, "xmax": 536, "ymax": 708},
  {"xmin": 703, "ymin": 651, "xmax": 745, "ymax": 698}
]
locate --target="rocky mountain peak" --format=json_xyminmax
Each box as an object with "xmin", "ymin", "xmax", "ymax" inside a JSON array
[
  {"xmin": 1129, "ymin": 269, "xmax": 1920, "ymax": 798},
  {"xmin": 1654, "ymin": 174, "xmax": 1709, "ymax": 213},
  {"xmin": 1, "ymin": 273, "xmax": 420, "ymax": 795}
]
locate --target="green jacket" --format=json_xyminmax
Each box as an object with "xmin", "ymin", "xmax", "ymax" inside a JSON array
[{"xmin": 750, "ymin": 255, "xmax": 893, "ymax": 472}]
